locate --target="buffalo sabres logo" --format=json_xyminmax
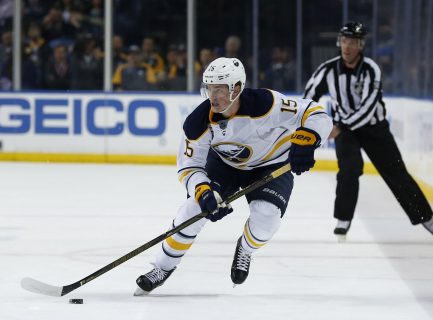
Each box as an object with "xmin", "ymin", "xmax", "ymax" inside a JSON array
[
  {"xmin": 212, "ymin": 142, "xmax": 252, "ymax": 163},
  {"xmin": 353, "ymin": 81, "xmax": 364, "ymax": 96}
]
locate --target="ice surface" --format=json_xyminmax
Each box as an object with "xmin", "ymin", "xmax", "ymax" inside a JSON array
[{"xmin": 1, "ymin": 162, "xmax": 432, "ymax": 320}]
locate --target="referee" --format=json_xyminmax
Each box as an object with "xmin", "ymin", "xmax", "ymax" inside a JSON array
[{"xmin": 304, "ymin": 21, "xmax": 433, "ymax": 239}]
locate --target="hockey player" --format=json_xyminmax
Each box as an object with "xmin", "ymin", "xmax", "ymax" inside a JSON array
[
  {"xmin": 304, "ymin": 22, "xmax": 433, "ymax": 239},
  {"xmin": 134, "ymin": 57, "xmax": 332, "ymax": 295}
]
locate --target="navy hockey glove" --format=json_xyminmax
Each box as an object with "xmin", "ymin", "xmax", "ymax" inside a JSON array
[
  {"xmin": 289, "ymin": 127, "xmax": 321, "ymax": 175},
  {"xmin": 195, "ymin": 181, "xmax": 233, "ymax": 222}
]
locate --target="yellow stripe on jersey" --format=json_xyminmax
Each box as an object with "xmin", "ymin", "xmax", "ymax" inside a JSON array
[
  {"xmin": 262, "ymin": 135, "xmax": 292, "ymax": 161},
  {"xmin": 301, "ymin": 106, "xmax": 324, "ymax": 127},
  {"xmin": 178, "ymin": 169, "xmax": 194, "ymax": 183},
  {"xmin": 243, "ymin": 223, "xmax": 266, "ymax": 248},
  {"xmin": 166, "ymin": 236, "xmax": 193, "ymax": 251}
]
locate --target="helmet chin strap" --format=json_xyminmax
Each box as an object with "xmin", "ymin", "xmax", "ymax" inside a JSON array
[{"xmin": 219, "ymin": 91, "xmax": 240, "ymax": 116}]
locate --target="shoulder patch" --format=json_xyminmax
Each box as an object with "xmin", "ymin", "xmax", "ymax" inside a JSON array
[
  {"xmin": 183, "ymin": 100, "xmax": 211, "ymax": 140},
  {"xmin": 237, "ymin": 88, "xmax": 274, "ymax": 118}
]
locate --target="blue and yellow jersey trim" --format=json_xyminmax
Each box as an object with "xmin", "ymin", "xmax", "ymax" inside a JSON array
[
  {"xmin": 183, "ymin": 100, "xmax": 212, "ymax": 140},
  {"xmin": 301, "ymin": 105, "xmax": 325, "ymax": 127},
  {"xmin": 178, "ymin": 167, "xmax": 206, "ymax": 185},
  {"xmin": 261, "ymin": 135, "xmax": 292, "ymax": 161},
  {"xmin": 178, "ymin": 169, "xmax": 195, "ymax": 184}
]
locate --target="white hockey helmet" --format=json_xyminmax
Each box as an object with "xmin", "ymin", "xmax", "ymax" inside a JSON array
[{"xmin": 202, "ymin": 57, "xmax": 246, "ymax": 95}]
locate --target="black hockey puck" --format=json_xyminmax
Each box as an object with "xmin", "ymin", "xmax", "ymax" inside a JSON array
[{"xmin": 69, "ymin": 298, "xmax": 84, "ymax": 304}]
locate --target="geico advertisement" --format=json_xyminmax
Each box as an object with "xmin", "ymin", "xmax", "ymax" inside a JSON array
[{"xmin": 0, "ymin": 93, "xmax": 202, "ymax": 154}]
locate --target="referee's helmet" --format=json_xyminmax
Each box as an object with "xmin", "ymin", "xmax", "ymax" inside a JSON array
[{"xmin": 337, "ymin": 21, "xmax": 367, "ymax": 48}]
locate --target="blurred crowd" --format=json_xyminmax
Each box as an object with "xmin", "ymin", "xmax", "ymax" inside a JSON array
[
  {"xmin": 3, "ymin": 0, "xmax": 423, "ymax": 95},
  {"xmin": 0, "ymin": 0, "xmax": 297, "ymax": 92},
  {"xmin": 0, "ymin": 0, "xmax": 103, "ymax": 90}
]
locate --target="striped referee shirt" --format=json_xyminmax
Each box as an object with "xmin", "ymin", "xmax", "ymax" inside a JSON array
[{"xmin": 303, "ymin": 54, "xmax": 386, "ymax": 131}]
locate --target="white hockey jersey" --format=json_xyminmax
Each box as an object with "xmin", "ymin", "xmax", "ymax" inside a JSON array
[{"xmin": 178, "ymin": 88, "xmax": 332, "ymax": 196}]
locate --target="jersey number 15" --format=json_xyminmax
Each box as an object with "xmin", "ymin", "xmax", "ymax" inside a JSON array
[{"xmin": 281, "ymin": 99, "xmax": 297, "ymax": 114}]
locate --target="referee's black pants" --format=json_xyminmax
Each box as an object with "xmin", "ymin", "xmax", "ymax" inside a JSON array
[{"xmin": 334, "ymin": 120, "xmax": 432, "ymax": 224}]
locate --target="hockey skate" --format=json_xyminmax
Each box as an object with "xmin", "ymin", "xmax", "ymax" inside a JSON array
[
  {"xmin": 134, "ymin": 264, "xmax": 176, "ymax": 296},
  {"xmin": 422, "ymin": 217, "xmax": 433, "ymax": 235},
  {"xmin": 231, "ymin": 237, "xmax": 252, "ymax": 286},
  {"xmin": 334, "ymin": 220, "xmax": 351, "ymax": 242}
]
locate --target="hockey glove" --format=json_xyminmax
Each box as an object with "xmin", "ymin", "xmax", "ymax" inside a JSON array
[
  {"xmin": 289, "ymin": 127, "xmax": 321, "ymax": 175},
  {"xmin": 195, "ymin": 181, "xmax": 233, "ymax": 222}
]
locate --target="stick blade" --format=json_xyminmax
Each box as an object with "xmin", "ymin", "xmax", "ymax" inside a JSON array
[{"xmin": 21, "ymin": 277, "xmax": 63, "ymax": 297}]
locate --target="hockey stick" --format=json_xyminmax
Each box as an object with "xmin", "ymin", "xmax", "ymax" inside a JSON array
[{"xmin": 21, "ymin": 163, "xmax": 291, "ymax": 297}]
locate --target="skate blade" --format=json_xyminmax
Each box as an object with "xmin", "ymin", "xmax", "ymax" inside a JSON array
[
  {"xmin": 133, "ymin": 286, "xmax": 150, "ymax": 296},
  {"xmin": 335, "ymin": 234, "xmax": 347, "ymax": 243}
]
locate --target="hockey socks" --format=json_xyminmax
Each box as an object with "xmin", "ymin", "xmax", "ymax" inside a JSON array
[
  {"xmin": 155, "ymin": 197, "xmax": 207, "ymax": 271},
  {"xmin": 232, "ymin": 201, "xmax": 282, "ymax": 285},
  {"xmin": 241, "ymin": 200, "xmax": 282, "ymax": 253}
]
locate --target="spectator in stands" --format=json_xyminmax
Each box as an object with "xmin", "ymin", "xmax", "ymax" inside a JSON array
[
  {"xmin": 112, "ymin": 34, "xmax": 127, "ymax": 72},
  {"xmin": 44, "ymin": 43, "xmax": 70, "ymax": 90},
  {"xmin": 163, "ymin": 44, "xmax": 178, "ymax": 89},
  {"xmin": 195, "ymin": 47, "xmax": 214, "ymax": 90},
  {"xmin": 70, "ymin": 33, "xmax": 103, "ymax": 90},
  {"xmin": 23, "ymin": 0, "xmax": 46, "ymax": 25},
  {"xmin": 112, "ymin": 44, "xmax": 157, "ymax": 91},
  {"xmin": 112, "ymin": 0, "xmax": 144, "ymax": 45},
  {"xmin": 23, "ymin": 23, "xmax": 49, "ymax": 89},
  {"xmin": 84, "ymin": 0, "xmax": 103, "ymax": 36},
  {"xmin": 198, "ymin": 47, "xmax": 213, "ymax": 73},
  {"xmin": 224, "ymin": 35, "xmax": 242, "ymax": 59},
  {"xmin": 0, "ymin": 29, "xmax": 12, "ymax": 90},
  {"xmin": 223, "ymin": 35, "xmax": 251, "ymax": 79},
  {"xmin": 41, "ymin": 5, "xmax": 77, "ymax": 42},
  {"xmin": 0, "ymin": 0, "xmax": 13, "ymax": 30},
  {"xmin": 164, "ymin": 44, "xmax": 187, "ymax": 91},
  {"xmin": 141, "ymin": 37, "xmax": 165, "ymax": 81},
  {"xmin": 261, "ymin": 46, "xmax": 296, "ymax": 92}
]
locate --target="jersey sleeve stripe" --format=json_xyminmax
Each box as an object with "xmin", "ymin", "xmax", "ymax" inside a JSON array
[
  {"xmin": 301, "ymin": 106, "xmax": 325, "ymax": 127},
  {"xmin": 184, "ymin": 170, "xmax": 207, "ymax": 192},
  {"xmin": 178, "ymin": 167, "xmax": 206, "ymax": 185},
  {"xmin": 261, "ymin": 135, "xmax": 292, "ymax": 161},
  {"xmin": 178, "ymin": 169, "xmax": 194, "ymax": 183},
  {"xmin": 177, "ymin": 166, "xmax": 206, "ymax": 174}
]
